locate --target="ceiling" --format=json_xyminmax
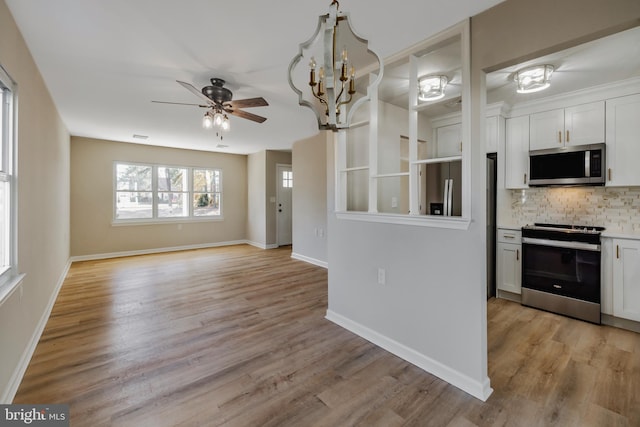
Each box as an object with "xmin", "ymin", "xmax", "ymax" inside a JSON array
[
  {"xmin": 4, "ymin": 0, "xmax": 506, "ymax": 155},
  {"xmin": 377, "ymin": 25, "xmax": 640, "ymax": 119}
]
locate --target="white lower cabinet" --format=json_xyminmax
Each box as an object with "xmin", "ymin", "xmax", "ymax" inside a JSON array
[
  {"xmin": 497, "ymin": 229, "xmax": 522, "ymax": 295},
  {"xmin": 612, "ymin": 238, "xmax": 640, "ymax": 322}
]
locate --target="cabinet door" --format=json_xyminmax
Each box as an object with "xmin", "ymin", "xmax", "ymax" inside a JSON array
[
  {"xmin": 436, "ymin": 123, "xmax": 462, "ymax": 158},
  {"xmin": 606, "ymin": 94, "xmax": 640, "ymax": 187},
  {"xmin": 613, "ymin": 239, "xmax": 640, "ymax": 322},
  {"xmin": 564, "ymin": 101, "xmax": 605, "ymax": 146},
  {"xmin": 529, "ymin": 108, "xmax": 564, "ymax": 150},
  {"xmin": 486, "ymin": 116, "xmax": 498, "ymax": 153},
  {"xmin": 497, "ymin": 242, "xmax": 521, "ymax": 294},
  {"xmin": 505, "ymin": 116, "xmax": 529, "ymax": 189}
]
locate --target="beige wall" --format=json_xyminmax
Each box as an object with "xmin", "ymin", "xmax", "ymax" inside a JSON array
[
  {"xmin": 70, "ymin": 137, "xmax": 247, "ymax": 257},
  {"xmin": 0, "ymin": 0, "xmax": 70, "ymax": 402},
  {"xmin": 472, "ymin": 0, "xmax": 640, "ymax": 72},
  {"xmin": 247, "ymin": 151, "xmax": 266, "ymax": 246},
  {"xmin": 265, "ymin": 150, "xmax": 292, "ymax": 246},
  {"xmin": 246, "ymin": 150, "xmax": 292, "ymax": 248},
  {"xmin": 292, "ymin": 133, "xmax": 327, "ymax": 265}
]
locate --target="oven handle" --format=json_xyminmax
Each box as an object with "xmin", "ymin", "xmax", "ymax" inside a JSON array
[{"xmin": 522, "ymin": 237, "xmax": 601, "ymax": 252}]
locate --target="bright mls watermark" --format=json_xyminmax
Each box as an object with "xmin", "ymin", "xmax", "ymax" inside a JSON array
[{"xmin": 0, "ymin": 405, "xmax": 69, "ymax": 426}]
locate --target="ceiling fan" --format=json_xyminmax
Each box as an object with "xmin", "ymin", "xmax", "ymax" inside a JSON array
[{"xmin": 153, "ymin": 78, "xmax": 268, "ymax": 130}]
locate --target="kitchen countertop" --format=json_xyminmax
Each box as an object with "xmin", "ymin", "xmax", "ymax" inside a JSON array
[
  {"xmin": 601, "ymin": 229, "xmax": 640, "ymax": 239},
  {"xmin": 497, "ymin": 225, "xmax": 640, "ymax": 240}
]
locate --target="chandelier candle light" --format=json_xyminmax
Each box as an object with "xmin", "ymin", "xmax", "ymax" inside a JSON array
[{"xmin": 288, "ymin": 0, "xmax": 383, "ymax": 131}]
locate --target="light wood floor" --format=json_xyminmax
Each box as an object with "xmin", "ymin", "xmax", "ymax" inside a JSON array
[{"xmin": 14, "ymin": 245, "xmax": 640, "ymax": 426}]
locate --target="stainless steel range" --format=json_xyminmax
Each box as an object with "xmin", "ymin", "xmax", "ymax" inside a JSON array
[{"xmin": 521, "ymin": 223, "xmax": 604, "ymax": 324}]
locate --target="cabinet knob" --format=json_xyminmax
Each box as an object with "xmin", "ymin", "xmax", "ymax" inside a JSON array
[
  {"xmin": 566, "ymin": 130, "xmax": 570, "ymax": 143},
  {"xmin": 524, "ymin": 173, "xmax": 527, "ymax": 185},
  {"xmin": 608, "ymin": 168, "xmax": 612, "ymax": 181},
  {"xmin": 558, "ymin": 131, "xmax": 562, "ymax": 143},
  {"xmin": 617, "ymin": 245, "xmax": 620, "ymax": 259},
  {"xmin": 516, "ymin": 249, "xmax": 520, "ymax": 261}
]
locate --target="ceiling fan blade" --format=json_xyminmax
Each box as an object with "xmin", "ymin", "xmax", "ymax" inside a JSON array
[
  {"xmin": 152, "ymin": 100, "xmax": 209, "ymax": 107},
  {"xmin": 224, "ymin": 97, "xmax": 269, "ymax": 109},
  {"xmin": 176, "ymin": 80, "xmax": 216, "ymax": 105},
  {"xmin": 227, "ymin": 108, "xmax": 267, "ymax": 123}
]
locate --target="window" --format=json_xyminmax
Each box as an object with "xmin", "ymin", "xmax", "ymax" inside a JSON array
[
  {"xmin": 0, "ymin": 64, "xmax": 17, "ymax": 288},
  {"xmin": 282, "ymin": 170, "xmax": 293, "ymax": 188},
  {"xmin": 114, "ymin": 162, "xmax": 222, "ymax": 222}
]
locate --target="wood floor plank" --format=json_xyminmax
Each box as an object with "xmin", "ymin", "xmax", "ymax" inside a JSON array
[{"xmin": 13, "ymin": 246, "xmax": 640, "ymax": 426}]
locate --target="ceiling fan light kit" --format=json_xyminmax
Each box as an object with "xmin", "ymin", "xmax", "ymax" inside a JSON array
[
  {"xmin": 514, "ymin": 64, "xmax": 554, "ymax": 94},
  {"xmin": 153, "ymin": 77, "xmax": 268, "ymax": 139},
  {"xmin": 288, "ymin": 0, "xmax": 383, "ymax": 131}
]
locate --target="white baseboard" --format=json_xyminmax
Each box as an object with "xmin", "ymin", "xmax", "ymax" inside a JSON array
[
  {"xmin": 325, "ymin": 310, "xmax": 493, "ymax": 402},
  {"xmin": 1, "ymin": 260, "xmax": 71, "ymax": 404},
  {"xmin": 70, "ymin": 240, "xmax": 249, "ymax": 262},
  {"xmin": 291, "ymin": 252, "xmax": 328, "ymax": 269},
  {"xmin": 246, "ymin": 241, "xmax": 278, "ymax": 250}
]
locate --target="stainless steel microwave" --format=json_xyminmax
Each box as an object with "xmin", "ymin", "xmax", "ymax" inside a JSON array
[{"xmin": 528, "ymin": 143, "xmax": 606, "ymax": 186}]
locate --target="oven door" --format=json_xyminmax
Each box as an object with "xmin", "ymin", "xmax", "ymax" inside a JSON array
[{"xmin": 522, "ymin": 238, "xmax": 601, "ymax": 303}]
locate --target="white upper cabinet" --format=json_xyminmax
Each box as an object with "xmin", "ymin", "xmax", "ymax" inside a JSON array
[
  {"xmin": 505, "ymin": 115, "xmax": 530, "ymax": 189},
  {"xmin": 435, "ymin": 123, "xmax": 462, "ymax": 158},
  {"xmin": 529, "ymin": 101, "xmax": 604, "ymax": 150},
  {"xmin": 529, "ymin": 108, "xmax": 565, "ymax": 150},
  {"xmin": 486, "ymin": 115, "xmax": 501, "ymax": 154},
  {"xmin": 565, "ymin": 101, "xmax": 605, "ymax": 146},
  {"xmin": 606, "ymin": 93, "xmax": 640, "ymax": 187}
]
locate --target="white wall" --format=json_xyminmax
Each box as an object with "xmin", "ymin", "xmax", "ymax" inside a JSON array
[
  {"xmin": 0, "ymin": 0, "xmax": 71, "ymax": 402},
  {"xmin": 292, "ymin": 133, "xmax": 328, "ymax": 267}
]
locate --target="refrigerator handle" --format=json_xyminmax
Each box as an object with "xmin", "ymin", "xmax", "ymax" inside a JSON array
[
  {"xmin": 446, "ymin": 179, "xmax": 454, "ymax": 216},
  {"xmin": 442, "ymin": 179, "xmax": 449, "ymax": 216}
]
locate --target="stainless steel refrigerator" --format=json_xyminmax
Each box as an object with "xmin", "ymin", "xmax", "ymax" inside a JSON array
[{"xmin": 423, "ymin": 159, "xmax": 462, "ymax": 216}]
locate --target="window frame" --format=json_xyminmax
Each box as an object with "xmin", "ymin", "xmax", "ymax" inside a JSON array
[
  {"xmin": 113, "ymin": 161, "xmax": 223, "ymax": 225},
  {"xmin": 0, "ymin": 64, "xmax": 23, "ymax": 303}
]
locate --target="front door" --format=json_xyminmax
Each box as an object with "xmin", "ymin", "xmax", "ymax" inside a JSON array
[{"xmin": 276, "ymin": 164, "xmax": 293, "ymax": 246}]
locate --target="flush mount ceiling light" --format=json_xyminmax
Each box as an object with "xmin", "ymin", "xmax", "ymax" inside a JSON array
[
  {"xmin": 418, "ymin": 75, "xmax": 448, "ymax": 101},
  {"xmin": 514, "ymin": 64, "xmax": 554, "ymax": 94},
  {"xmin": 288, "ymin": 0, "xmax": 383, "ymax": 131}
]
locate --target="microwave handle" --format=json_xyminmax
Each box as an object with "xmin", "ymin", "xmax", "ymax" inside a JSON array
[{"xmin": 585, "ymin": 151, "xmax": 590, "ymax": 177}]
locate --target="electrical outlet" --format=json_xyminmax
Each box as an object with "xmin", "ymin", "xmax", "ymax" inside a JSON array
[{"xmin": 377, "ymin": 268, "xmax": 386, "ymax": 285}]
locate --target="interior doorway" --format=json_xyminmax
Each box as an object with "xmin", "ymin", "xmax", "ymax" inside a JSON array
[{"xmin": 276, "ymin": 164, "xmax": 293, "ymax": 246}]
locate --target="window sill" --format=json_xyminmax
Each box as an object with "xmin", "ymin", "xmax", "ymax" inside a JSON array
[
  {"xmin": 335, "ymin": 211, "xmax": 471, "ymax": 230},
  {"xmin": 112, "ymin": 216, "xmax": 224, "ymax": 227},
  {"xmin": 0, "ymin": 272, "xmax": 26, "ymax": 305}
]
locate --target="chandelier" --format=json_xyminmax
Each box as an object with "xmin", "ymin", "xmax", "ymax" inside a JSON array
[{"xmin": 288, "ymin": 1, "xmax": 383, "ymax": 131}]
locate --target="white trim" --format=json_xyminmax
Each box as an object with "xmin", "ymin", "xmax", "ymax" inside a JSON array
[
  {"xmin": 335, "ymin": 211, "xmax": 471, "ymax": 229},
  {"xmin": 1, "ymin": 261, "xmax": 71, "ymax": 404},
  {"xmin": 246, "ymin": 241, "xmax": 279, "ymax": 250},
  {"xmin": 508, "ymin": 76, "xmax": 640, "ymax": 118},
  {"xmin": 325, "ymin": 309, "xmax": 493, "ymax": 402},
  {"xmin": 291, "ymin": 252, "xmax": 328, "ymax": 269},
  {"xmin": 70, "ymin": 240, "xmax": 248, "ymax": 262},
  {"xmin": 0, "ymin": 272, "xmax": 25, "ymax": 305},
  {"xmin": 111, "ymin": 216, "xmax": 224, "ymax": 227}
]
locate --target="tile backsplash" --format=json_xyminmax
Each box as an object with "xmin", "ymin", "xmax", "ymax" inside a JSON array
[{"xmin": 508, "ymin": 187, "xmax": 640, "ymax": 232}]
